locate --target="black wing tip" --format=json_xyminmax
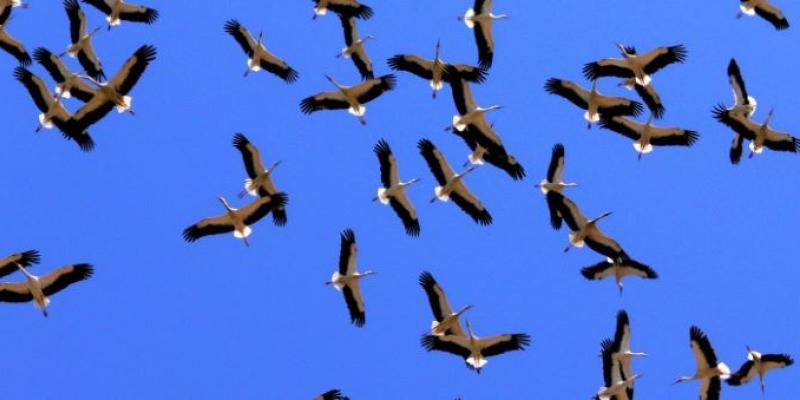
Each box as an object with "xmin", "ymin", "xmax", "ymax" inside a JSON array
[
  {"xmin": 474, "ymin": 211, "xmax": 493, "ymax": 226},
  {"xmin": 469, "ymin": 65, "xmax": 489, "ymax": 83},
  {"xmin": 232, "ymin": 132, "xmax": 249, "ymax": 148},
  {"xmin": 670, "ymin": 44, "xmax": 689, "ymax": 62},
  {"xmin": 64, "ymin": 0, "xmax": 79, "ymax": 10},
  {"xmin": 13, "ymin": 65, "xmax": 30, "ymax": 81},
  {"xmin": 582, "ymin": 63, "xmax": 599, "ymax": 81},
  {"xmin": 630, "ymin": 100, "xmax": 645, "ymax": 117},
  {"xmin": 385, "ymin": 54, "xmax": 403, "ymax": 70},
  {"xmin": 268, "ymin": 192, "xmax": 289, "ymax": 208},
  {"xmin": 417, "ymin": 138, "xmax": 435, "ymax": 152},
  {"xmin": 504, "ymin": 161, "xmax": 526, "ymax": 180},
  {"xmin": 418, "ymin": 271, "xmax": 435, "ymax": 288},
  {"xmin": 72, "ymin": 263, "xmax": 94, "ymax": 278},
  {"xmin": 380, "ymin": 74, "xmax": 397, "ymax": 90},
  {"xmin": 690, "ymin": 325, "xmax": 706, "ymax": 340},
  {"xmin": 420, "ymin": 334, "xmax": 437, "ymax": 351},
  {"xmin": 272, "ymin": 210, "xmax": 288, "ymax": 226},
  {"xmin": 685, "ymin": 130, "xmax": 700, "ymax": 146},
  {"xmin": 32, "ymin": 47, "xmax": 51, "ymax": 63},
  {"xmin": 340, "ymin": 228, "xmax": 355, "ymax": 244},
  {"xmin": 182, "ymin": 226, "xmax": 200, "ymax": 242},
  {"xmin": 351, "ymin": 313, "xmax": 365, "ymax": 327},
  {"xmin": 283, "ymin": 67, "xmax": 299, "ymax": 83},
  {"xmin": 356, "ymin": 5, "xmax": 374, "ymax": 20},
  {"xmin": 299, "ymin": 97, "xmax": 316, "ymax": 114},
  {"xmin": 69, "ymin": 132, "xmax": 96, "ymax": 152},
  {"xmin": 651, "ymin": 103, "xmax": 665, "ymax": 119},
  {"xmin": 514, "ymin": 333, "xmax": 532, "ymax": 348},
  {"xmin": 405, "ymin": 222, "xmax": 421, "ymax": 237},
  {"xmin": 543, "ymin": 77, "xmax": 562, "ymax": 93},
  {"xmin": 373, "ymin": 138, "xmax": 391, "ymax": 156},
  {"xmin": 223, "ymin": 19, "xmax": 241, "ymax": 33},
  {"xmin": 143, "ymin": 7, "xmax": 159, "ymax": 24},
  {"xmin": 579, "ymin": 266, "xmax": 598, "ymax": 280},
  {"xmin": 617, "ymin": 309, "xmax": 629, "ymax": 323},
  {"xmin": 135, "ymin": 44, "xmax": 157, "ymax": 62}
]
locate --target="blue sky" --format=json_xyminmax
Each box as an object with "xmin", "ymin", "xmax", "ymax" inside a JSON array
[{"xmin": 0, "ymin": 0, "xmax": 797, "ymax": 398}]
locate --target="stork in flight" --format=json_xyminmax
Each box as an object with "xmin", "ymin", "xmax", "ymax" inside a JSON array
[
  {"xmin": 300, "ymin": 74, "xmax": 396, "ymax": 125},
  {"xmin": 674, "ymin": 326, "xmax": 730, "ymax": 400},
  {"xmin": 607, "ymin": 310, "xmax": 647, "ymax": 390},
  {"xmin": 547, "ymin": 190, "xmax": 628, "ymax": 262},
  {"xmin": 224, "ymin": 20, "xmax": 299, "ymax": 83},
  {"xmin": 583, "ymin": 44, "xmax": 687, "ymax": 87},
  {"xmin": 418, "ymin": 271, "xmax": 471, "ymax": 337},
  {"xmin": 738, "ymin": 0, "xmax": 789, "ymax": 30},
  {"xmin": 458, "ymin": 0, "xmax": 509, "ymax": 69},
  {"xmin": 182, "ymin": 193, "xmax": 287, "ymax": 247},
  {"xmin": 545, "ymin": 78, "xmax": 643, "ymax": 129},
  {"xmin": 712, "ymin": 105, "xmax": 798, "ymax": 158},
  {"xmin": 326, "ymin": 229, "xmax": 375, "ymax": 327},
  {"xmin": 581, "ymin": 257, "xmax": 658, "ymax": 294},
  {"xmin": 337, "ymin": 15, "xmax": 374, "ymax": 80},
  {"xmin": 537, "ymin": 143, "xmax": 577, "ymax": 230},
  {"xmin": 81, "ymin": 0, "xmax": 158, "ymax": 30},
  {"xmin": 63, "ymin": 0, "xmax": 104, "ymax": 81},
  {"xmin": 598, "ymin": 115, "xmax": 699, "ymax": 160},
  {"xmin": 421, "ymin": 320, "xmax": 530, "ymax": 373},
  {"xmin": 311, "ymin": 0, "xmax": 373, "ymax": 20},
  {"xmin": 618, "ymin": 78, "xmax": 665, "ymax": 119},
  {"xmin": 33, "ymin": 47, "xmax": 97, "ymax": 102},
  {"xmin": 232, "ymin": 133, "xmax": 287, "ymax": 226},
  {"xmin": 596, "ymin": 338, "xmax": 640, "ymax": 400},
  {"xmin": 0, "ymin": 262, "xmax": 93, "ymax": 317},
  {"xmin": 722, "ymin": 58, "xmax": 757, "ymax": 164},
  {"xmin": 727, "ymin": 347, "xmax": 793, "ymax": 392},
  {"xmin": 0, "ymin": 249, "xmax": 40, "ymax": 279},
  {"xmin": 387, "ymin": 41, "xmax": 487, "ymax": 99},
  {"xmin": 373, "ymin": 139, "xmax": 420, "ymax": 236}
]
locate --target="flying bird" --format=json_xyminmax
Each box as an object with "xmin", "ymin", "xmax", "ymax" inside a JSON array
[
  {"xmin": 33, "ymin": 48, "xmax": 97, "ymax": 102},
  {"xmin": 583, "ymin": 44, "xmax": 687, "ymax": 86},
  {"xmin": 0, "ymin": 10, "xmax": 31, "ymax": 65},
  {"xmin": 544, "ymin": 78, "xmax": 643, "ymax": 129},
  {"xmin": 607, "ymin": 310, "xmax": 647, "ymax": 389},
  {"xmin": 373, "ymin": 139, "xmax": 420, "ymax": 236},
  {"xmin": 619, "ymin": 78, "xmax": 665, "ymax": 119},
  {"xmin": 0, "ymin": 262, "xmax": 93, "ymax": 317},
  {"xmin": 738, "ymin": 0, "xmax": 789, "ymax": 30},
  {"xmin": 675, "ymin": 326, "xmax": 730, "ymax": 400},
  {"xmin": 712, "ymin": 105, "xmax": 798, "ymax": 158},
  {"xmin": 232, "ymin": 133, "xmax": 287, "ymax": 226},
  {"xmin": 326, "ymin": 229, "xmax": 375, "ymax": 327},
  {"xmin": 182, "ymin": 193, "xmax": 287, "ymax": 247},
  {"xmin": 727, "ymin": 347, "xmax": 793, "ymax": 392},
  {"xmin": 314, "ymin": 389, "xmax": 350, "ymax": 400},
  {"xmin": 224, "ymin": 20, "xmax": 299, "ymax": 83},
  {"xmin": 581, "ymin": 257, "xmax": 657, "ymax": 294},
  {"xmin": 537, "ymin": 143, "xmax": 577, "ymax": 230},
  {"xmin": 721, "ymin": 59, "xmax": 757, "ymax": 164},
  {"xmin": 81, "ymin": 0, "xmax": 158, "ymax": 29},
  {"xmin": 337, "ymin": 15, "xmax": 373, "ymax": 80},
  {"xmin": 421, "ymin": 320, "xmax": 530, "ymax": 373},
  {"xmin": 596, "ymin": 337, "xmax": 640, "ymax": 400},
  {"xmin": 64, "ymin": 0, "xmax": 104, "ymax": 81},
  {"xmin": 418, "ymin": 138, "xmax": 492, "ymax": 226},
  {"xmin": 458, "ymin": 0, "xmax": 509, "ymax": 68},
  {"xmin": 311, "ymin": 0, "xmax": 373, "ymax": 20},
  {"xmin": 387, "ymin": 41, "xmax": 487, "ymax": 98},
  {"xmin": 0, "ymin": 249, "xmax": 39, "ymax": 279},
  {"xmin": 598, "ymin": 116, "xmax": 699, "ymax": 159},
  {"xmin": 418, "ymin": 271, "xmax": 471, "ymax": 337},
  {"xmin": 547, "ymin": 190, "xmax": 628, "ymax": 262},
  {"xmin": 300, "ymin": 74, "xmax": 396, "ymax": 125},
  {"xmin": 450, "ymin": 125, "xmax": 525, "ymax": 180}
]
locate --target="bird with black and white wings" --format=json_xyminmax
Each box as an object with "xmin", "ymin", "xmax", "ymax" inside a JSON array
[
  {"xmin": 712, "ymin": 105, "xmax": 798, "ymax": 158},
  {"xmin": 418, "ymin": 139, "xmax": 492, "ymax": 226},
  {"xmin": 300, "ymin": 74, "xmax": 395, "ymax": 125},
  {"xmin": 373, "ymin": 139, "xmax": 420, "ymax": 236},
  {"xmin": 583, "ymin": 44, "xmax": 687, "ymax": 87},
  {"xmin": 581, "ymin": 257, "xmax": 657, "ymax": 294},
  {"xmin": 232, "ymin": 133, "xmax": 287, "ymax": 226},
  {"xmin": 81, "ymin": 0, "xmax": 158, "ymax": 29},
  {"xmin": 418, "ymin": 271, "xmax": 471, "ymax": 337},
  {"xmin": 0, "ymin": 9, "xmax": 31, "ymax": 66},
  {"xmin": 0, "ymin": 262, "xmax": 93, "ymax": 317},
  {"xmin": 739, "ymin": 0, "xmax": 789, "ymax": 30},
  {"xmin": 33, "ymin": 48, "xmax": 97, "ymax": 102},
  {"xmin": 0, "ymin": 249, "xmax": 39, "ymax": 279},
  {"xmin": 313, "ymin": 389, "xmax": 350, "ymax": 400},
  {"xmin": 182, "ymin": 193, "xmax": 288, "ymax": 247},
  {"xmin": 447, "ymin": 65, "xmax": 502, "ymax": 148},
  {"xmin": 450, "ymin": 125, "xmax": 525, "ymax": 180},
  {"xmin": 421, "ymin": 320, "xmax": 530, "ymax": 373},
  {"xmin": 608, "ymin": 310, "xmax": 646, "ymax": 388},
  {"xmin": 224, "ymin": 20, "xmax": 298, "ymax": 83},
  {"xmin": 598, "ymin": 115, "xmax": 699, "ymax": 159},
  {"xmin": 619, "ymin": 78, "xmax": 665, "ymax": 119},
  {"xmin": 596, "ymin": 338, "xmax": 639, "ymax": 400},
  {"xmin": 545, "ymin": 78, "xmax": 643, "ymax": 129},
  {"xmin": 326, "ymin": 229, "xmax": 375, "ymax": 327},
  {"xmin": 537, "ymin": 143, "xmax": 577, "ymax": 230},
  {"xmin": 458, "ymin": 0, "xmax": 509, "ymax": 69},
  {"xmin": 311, "ymin": 0, "xmax": 373, "ymax": 20},
  {"xmin": 387, "ymin": 41, "xmax": 487, "ymax": 99},
  {"xmin": 14, "ymin": 67, "xmax": 95, "ymax": 151},
  {"xmin": 675, "ymin": 326, "xmax": 730, "ymax": 400},
  {"xmin": 337, "ymin": 16, "xmax": 373, "ymax": 80},
  {"xmin": 727, "ymin": 347, "xmax": 793, "ymax": 392},
  {"xmin": 64, "ymin": 0, "xmax": 104, "ymax": 81}
]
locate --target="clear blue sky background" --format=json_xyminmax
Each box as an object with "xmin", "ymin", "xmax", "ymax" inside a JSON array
[{"xmin": 0, "ymin": 1, "xmax": 797, "ymax": 398}]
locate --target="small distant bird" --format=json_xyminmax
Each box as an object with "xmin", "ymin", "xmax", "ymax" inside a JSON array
[
  {"xmin": 598, "ymin": 116, "xmax": 699, "ymax": 159},
  {"xmin": 537, "ymin": 143, "xmax": 577, "ymax": 230},
  {"xmin": 583, "ymin": 44, "xmax": 687, "ymax": 87},
  {"xmin": 182, "ymin": 193, "xmax": 287, "ymax": 247},
  {"xmin": 373, "ymin": 139, "xmax": 420, "ymax": 236},
  {"xmin": 458, "ymin": 0, "xmax": 509, "ymax": 69},
  {"xmin": 712, "ymin": 105, "xmax": 798, "ymax": 158},
  {"xmin": 0, "ymin": 10, "xmax": 31, "ymax": 65},
  {"xmin": 81, "ymin": 0, "xmax": 158, "ymax": 29},
  {"xmin": 337, "ymin": 15, "xmax": 373, "ymax": 80},
  {"xmin": 418, "ymin": 271, "xmax": 471, "ymax": 337},
  {"xmin": 581, "ymin": 257, "xmax": 657, "ymax": 294},
  {"xmin": 727, "ymin": 347, "xmax": 793, "ymax": 392},
  {"xmin": 596, "ymin": 338, "xmax": 640, "ymax": 400},
  {"xmin": 0, "ymin": 249, "xmax": 40, "ymax": 279},
  {"xmin": 69, "ymin": 44, "xmax": 157, "ymax": 132},
  {"xmin": 63, "ymin": 0, "xmax": 104, "ymax": 81},
  {"xmin": 619, "ymin": 78, "xmax": 665, "ymax": 119},
  {"xmin": 314, "ymin": 389, "xmax": 350, "ymax": 400},
  {"xmin": 311, "ymin": 0, "xmax": 373, "ymax": 20},
  {"xmin": 232, "ymin": 133, "xmax": 287, "ymax": 226},
  {"xmin": 300, "ymin": 74, "xmax": 396, "ymax": 125},
  {"xmin": 14, "ymin": 67, "xmax": 95, "ymax": 151},
  {"xmin": 547, "ymin": 191, "xmax": 628, "ymax": 262},
  {"xmin": 224, "ymin": 20, "xmax": 299, "ymax": 83},
  {"xmin": 421, "ymin": 320, "xmax": 530, "ymax": 373},
  {"xmin": 418, "ymin": 138, "xmax": 492, "ymax": 226},
  {"xmin": 0, "ymin": 262, "xmax": 93, "ymax": 317},
  {"xmin": 675, "ymin": 326, "xmax": 730, "ymax": 400},
  {"xmin": 387, "ymin": 41, "xmax": 487, "ymax": 99},
  {"xmin": 738, "ymin": 0, "xmax": 789, "ymax": 30},
  {"xmin": 326, "ymin": 229, "xmax": 375, "ymax": 327},
  {"xmin": 33, "ymin": 48, "xmax": 97, "ymax": 102},
  {"xmin": 545, "ymin": 78, "xmax": 643, "ymax": 129}
]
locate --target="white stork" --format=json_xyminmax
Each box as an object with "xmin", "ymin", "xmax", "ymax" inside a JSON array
[
  {"xmin": 33, "ymin": 47, "xmax": 97, "ymax": 102},
  {"xmin": 81, "ymin": 0, "xmax": 158, "ymax": 29},
  {"xmin": 0, "ymin": 249, "xmax": 39, "ymax": 278},
  {"xmin": 0, "ymin": 10, "xmax": 30, "ymax": 65},
  {"xmin": 738, "ymin": 0, "xmax": 789, "ymax": 30},
  {"xmin": 69, "ymin": 44, "xmax": 156, "ymax": 132},
  {"xmin": 314, "ymin": 389, "xmax": 350, "ymax": 400},
  {"xmin": 0, "ymin": 262, "xmax": 93, "ymax": 317},
  {"xmin": 450, "ymin": 125, "xmax": 525, "ymax": 180},
  {"xmin": 14, "ymin": 67, "xmax": 95, "ymax": 151},
  {"xmin": 598, "ymin": 115, "xmax": 699, "ymax": 159},
  {"xmin": 544, "ymin": 78, "xmax": 643, "ymax": 129},
  {"xmin": 721, "ymin": 58, "xmax": 757, "ymax": 164},
  {"xmin": 232, "ymin": 133, "xmax": 287, "ymax": 226},
  {"xmin": 387, "ymin": 41, "xmax": 487, "ymax": 98},
  {"xmin": 337, "ymin": 15, "xmax": 373, "ymax": 80},
  {"xmin": 581, "ymin": 257, "xmax": 658, "ymax": 294},
  {"xmin": 63, "ymin": 0, "xmax": 104, "ymax": 81},
  {"xmin": 224, "ymin": 20, "xmax": 298, "ymax": 83},
  {"xmin": 421, "ymin": 320, "xmax": 530, "ymax": 373},
  {"xmin": 546, "ymin": 191, "xmax": 628, "ymax": 262},
  {"xmin": 311, "ymin": 0, "xmax": 373, "ymax": 20},
  {"xmin": 182, "ymin": 193, "xmax": 287, "ymax": 247},
  {"xmin": 537, "ymin": 143, "xmax": 577, "ymax": 230},
  {"xmin": 583, "ymin": 44, "xmax": 687, "ymax": 86},
  {"xmin": 608, "ymin": 310, "xmax": 647, "ymax": 383},
  {"xmin": 418, "ymin": 138, "xmax": 492, "ymax": 226},
  {"xmin": 619, "ymin": 78, "xmax": 665, "ymax": 119},
  {"xmin": 675, "ymin": 326, "xmax": 730, "ymax": 400},
  {"xmin": 373, "ymin": 139, "xmax": 420, "ymax": 236},
  {"xmin": 326, "ymin": 229, "xmax": 375, "ymax": 327},
  {"xmin": 418, "ymin": 271, "xmax": 471, "ymax": 337},
  {"xmin": 299, "ymin": 74, "xmax": 395, "ymax": 125},
  {"xmin": 447, "ymin": 67, "xmax": 502, "ymax": 133},
  {"xmin": 458, "ymin": 0, "xmax": 509, "ymax": 69},
  {"xmin": 727, "ymin": 347, "xmax": 793, "ymax": 392},
  {"xmin": 596, "ymin": 338, "xmax": 640, "ymax": 400},
  {"xmin": 712, "ymin": 105, "xmax": 798, "ymax": 158}
]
